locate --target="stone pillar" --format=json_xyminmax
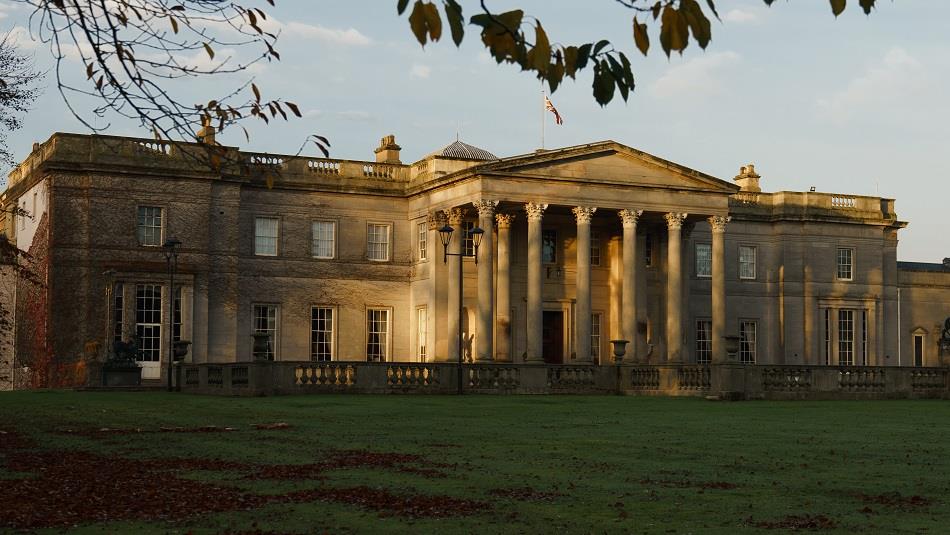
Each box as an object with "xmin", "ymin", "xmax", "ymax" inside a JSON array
[
  {"xmin": 427, "ymin": 211, "xmax": 444, "ymax": 360},
  {"xmin": 446, "ymin": 207, "xmax": 466, "ymax": 362},
  {"xmin": 473, "ymin": 200, "xmax": 498, "ymax": 362},
  {"xmin": 709, "ymin": 215, "xmax": 730, "ymax": 364},
  {"xmin": 572, "ymin": 206, "xmax": 597, "ymax": 362},
  {"xmin": 525, "ymin": 203, "xmax": 547, "ymax": 362},
  {"xmin": 495, "ymin": 213, "xmax": 515, "ymax": 361},
  {"xmin": 665, "ymin": 212, "xmax": 688, "ymax": 363},
  {"xmin": 619, "ymin": 209, "xmax": 642, "ymax": 362}
]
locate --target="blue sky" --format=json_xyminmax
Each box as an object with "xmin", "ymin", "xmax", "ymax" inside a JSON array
[{"xmin": 3, "ymin": 1, "xmax": 949, "ymax": 262}]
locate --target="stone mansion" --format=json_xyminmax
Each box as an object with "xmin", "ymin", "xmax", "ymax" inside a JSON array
[{"xmin": 1, "ymin": 131, "xmax": 948, "ymax": 385}]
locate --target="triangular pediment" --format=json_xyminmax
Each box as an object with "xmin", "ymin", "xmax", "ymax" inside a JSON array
[{"xmin": 469, "ymin": 141, "xmax": 738, "ymax": 194}]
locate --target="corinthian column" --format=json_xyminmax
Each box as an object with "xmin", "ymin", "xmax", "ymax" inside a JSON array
[
  {"xmin": 572, "ymin": 206, "xmax": 597, "ymax": 362},
  {"xmin": 495, "ymin": 213, "xmax": 516, "ymax": 361},
  {"xmin": 473, "ymin": 199, "xmax": 498, "ymax": 362},
  {"xmin": 446, "ymin": 207, "xmax": 466, "ymax": 362},
  {"xmin": 525, "ymin": 202, "xmax": 548, "ymax": 362},
  {"xmin": 709, "ymin": 215, "xmax": 730, "ymax": 364},
  {"xmin": 665, "ymin": 212, "xmax": 688, "ymax": 363},
  {"xmin": 619, "ymin": 209, "xmax": 642, "ymax": 362}
]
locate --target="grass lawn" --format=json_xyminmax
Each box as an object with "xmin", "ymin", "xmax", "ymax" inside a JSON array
[{"xmin": 1, "ymin": 392, "xmax": 949, "ymax": 534}]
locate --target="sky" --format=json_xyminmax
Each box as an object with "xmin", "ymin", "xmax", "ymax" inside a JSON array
[{"xmin": 2, "ymin": 1, "xmax": 948, "ymax": 262}]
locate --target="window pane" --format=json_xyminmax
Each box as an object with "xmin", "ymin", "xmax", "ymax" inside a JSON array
[
  {"xmin": 739, "ymin": 321, "xmax": 756, "ymax": 364},
  {"xmin": 418, "ymin": 222, "xmax": 428, "ymax": 261},
  {"xmin": 137, "ymin": 206, "xmax": 163, "ymax": 246},
  {"xmin": 134, "ymin": 284, "xmax": 162, "ymax": 362},
  {"xmin": 311, "ymin": 307, "xmax": 333, "ymax": 361},
  {"xmin": 255, "ymin": 217, "xmax": 279, "ymax": 256},
  {"xmin": 696, "ymin": 243, "xmax": 711, "ymax": 277},
  {"xmin": 367, "ymin": 224, "xmax": 391, "ymax": 261},
  {"xmin": 591, "ymin": 314, "xmax": 601, "ymax": 361},
  {"xmin": 253, "ymin": 304, "xmax": 278, "ymax": 360},
  {"xmin": 590, "ymin": 232, "xmax": 601, "ymax": 267},
  {"xmin": 367, "ymin": 309, "xmax": 389, "ymax": 361},
  {"xmin": 838, "ymin": 309, "xmax": 854, "ymax": 366},
  {"xmin": 739, "ymin": 246, "xmax": 756, "ymax": 279},
  {"xmin": 542, "ymin": 230, "xmax": 557, "ymax": 264},
  {"xmin": 462, "ymin": 221, "xmax": 476, "ymax": 257},
  {"xmin": 113, "ymin": 283, "xmax": 124, "ymax": 343},
  {"xmin": 417, "ymin": 307, "xmax": 428, "ymax": 361},
  {"xmin": 837, "ymin": 248, "xmax": 853, "ymax": 280},
  {"xmin": 311, "ymin": 221, "xmax": 335, "ymax": 258},
  {"xmin": 696, "ymin": 320, "xmax": 712, "ymax": 364}
]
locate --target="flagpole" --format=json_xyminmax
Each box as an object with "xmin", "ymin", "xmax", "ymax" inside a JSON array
[{"xmin": 540, "ymin": 84, "xmax": 545, "ymax": 150}]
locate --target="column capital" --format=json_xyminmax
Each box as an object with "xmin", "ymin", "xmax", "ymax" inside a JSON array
[
  {"xmin": 473, "ymin": 199, "xmax": 499, "ymax": 217},
  {"xmin": 618, "ymin": 209, "xmax": 643, "ymax": 227},
  {"xmin": 428, "ymin": 211, "xmax": 446, "ymax": 231},
  {"xmin": 571, "ymin": 206, "xmax": 597, "ymax": 224},
  {"xmin": 446, "ymin": 207, "xmax": 468, "ymax": 225},
  {"xmin": 708, "ymin": 215, "xmax": 731, "ymax": 233},
  {"xmin": 495, "ymin": 213, "xmax": 516, "ymax": 229},
  {"xmin": 524, "ymin": 202, "xmax": 548, "ymax": 221},
  {"xmin": 664, "ymin": 212, "xmax": 688, "ymax": 231}
]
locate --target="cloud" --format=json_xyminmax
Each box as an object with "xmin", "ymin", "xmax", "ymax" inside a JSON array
[
  {"xmin": 817, "ymin": 47, "xmax": 927, "ymax": 125},
  {"xmin": 650, "ymin": 51, "xmax": 741, "ymax": 99},
  {"xmin": 723, "ymin": 8, "xmax": 758, "ymax": 24},
  {"xmin": 410, "ymin": 64, "xmax": 431, "ymax": 79},
  {"xmin": 280, "ymin": 21, "xmax": 372, "ymax": 46}
]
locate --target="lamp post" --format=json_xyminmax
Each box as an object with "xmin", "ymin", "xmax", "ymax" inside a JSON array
[
  {"xmin": 438, "ymin": 223, "xmax": 483, "ymax": 395},
  {"xmin": 163, "ymin": 237, "xmax": 181, "ymax": 392}
]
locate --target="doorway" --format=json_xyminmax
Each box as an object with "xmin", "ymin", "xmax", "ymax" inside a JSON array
[{"xmin": 542, "ymin": 311, "xmax": 564, "ymax": 364}]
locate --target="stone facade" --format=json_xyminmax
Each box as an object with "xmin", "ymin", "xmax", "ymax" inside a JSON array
[{"xmin": 1, "ymin": 133, "xmax": 948, "ymax": 386}]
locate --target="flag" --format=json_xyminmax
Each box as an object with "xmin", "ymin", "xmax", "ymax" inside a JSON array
[{"xmin": 544, "ymin": 95, "xmax": 563, "ymax": 125}]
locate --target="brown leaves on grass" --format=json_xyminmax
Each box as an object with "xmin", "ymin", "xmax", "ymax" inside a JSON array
[
  {"xmin": 489, "ymin": 487, "xmax": 563, "ymax": 502},
  {"xmin": 253, "ymin": 422, "xmax": 291, "ymax": 430},
  {"xmin": 856, "ymin": 492, "xmax": 932, "ymax": 509},
  {"xmin": 0, "ymin": 429, "xmax": 486, "ymax": 530},
  {"xmin": 639, "ymin": 478, "xmax": 738, "ymax": 490},
  {"xmin": 747, "ymin": 514, "xmax": 838, "ymax": 530}
]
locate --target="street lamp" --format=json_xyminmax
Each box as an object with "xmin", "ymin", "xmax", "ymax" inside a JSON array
[
  {"xmin": 163, "ymin": 237, "xmax": 181, "ymax": 392},
  {"xmin": 438, "ymin": 223, "xmax": 483, "ymax": 395}
]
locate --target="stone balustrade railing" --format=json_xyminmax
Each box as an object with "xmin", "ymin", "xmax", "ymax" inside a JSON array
[{"xmin": 173, "ymin": 361, "xmax": 949, "ymax": 400}]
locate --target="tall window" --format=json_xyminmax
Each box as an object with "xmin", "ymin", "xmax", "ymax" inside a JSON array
[
  {"xmin": 112, "ymin": 283, "xmax": 124, "ymax": 343},
  {"xmin": 590, "ymin": 232, "xmax": 601, "ymax": 267},
  {"xmin": 135, "ymin": 284, "xmax": 162, "ymax": 362},
  {"xmin": 836, "ymin": 247, "xmax": 853, "ymax": 281},
  {"xmin": 462, "ymin": 221, "xmax": 476, "ymax": 257},
  {"xmin": 824, "ymin": 308, "xmax": 831, "ymax": 365},
  {"xmin": 739, "ymin": 321, "xmax": 756, "ymax": 364},
  {"xmin": 312, "ymin": 221, "xmax": 336, "ymax": 259},
  {"xmin": 137, "ymin": 206, "xmax": 163, "ymax": 246},
  {"xmin": 172, "ymin": 287, "xmax": 182, "ymax": 342},
  {"xmin": 417, "ymin": 222, "xmax": 428, "ymax": 261},
  {"xmin": 695, "ymin": 243, "xmax": 711, "ymax": 278},
  {"xmin": 739, "ymin": 245, "xmax": 756, "ymax": 280},
  {"xmin": 914, "ymin": 334, "xmax": 924, "ymax": 367},
  {"xmin": 367, "ymin": 223, "xmax": 391, "ymax": 261},
  {"xmin": 253, "ymin": 304, "xmax": 278, "ymax": 360},
  {"xmin": 311, "ymin": 307, "xmax": 334, "ymax": 361},
  {"xmin": 696, "ymin": 320, "xmax": 712, "ymax": 364},
  {"xmin": 542, "ymin": 229, "xmax": 557, "ymax": 264},
  {"xmin": 367, "ymin": 308, "xmax": 390, "ymax": 362},
  {"xmin": 861, "ymin": 310, "xmax": 868, "ymax": 366},
  {"xmin": 417, "ymin": 307, "xmax": 428, "ymax": 361},
  {"xmin": 644, "ymin": 234, "xmax": 653, "ymax": 267},
  {"xmin": 591, "ymin": 313, "xmax": 602, "ymax": 362},
  {"xmin": 838, "ymin": 309, "xmax": 854, "ymax": 366},
  {"xmin": 255, "ymin": 217, "xmax": 279, "ymax": 256}
]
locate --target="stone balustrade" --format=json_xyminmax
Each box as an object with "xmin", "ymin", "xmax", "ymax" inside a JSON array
[{"xmin": 174, "ymin": 362, "xmax": 950, "ymax": 400}]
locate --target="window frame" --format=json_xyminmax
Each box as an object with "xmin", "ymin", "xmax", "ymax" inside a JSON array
[
  {"xmin": 836, "ymin": 247, "xmax": 854, "ymax": 281},
  {"xmin": 837, "ymin": 309, "xmax": 854, "ymax": 366},
  {"xmin": 644, "ymin": 233, "xmax": 653, "ymax": 268},
  {"xmin": 310, "ymin": 306, "xmax": 336, "ymax": 362},
  {"xmin": 417, "ymin": 221, "xmax": 428, "ymax": 262},
  {"xmin": 590, "ymin": 231, "xmax": 601, "ymax": 267},
  {"xmin": 914, "ymin": 333, "xmax": 925, "ymax": 367},
  {"xmin": 254, "ymin": 216, "xmax": 280, "ymax": 257},
  {"xmin": 366, "ymin": 307, "xmax": 392, "ymax": 362},
  {"xmin": 591, "ymin": 312, "xmax": 603, "ymax": 363},
  {"xmin": 541, "ymin": 228, "xmax": 558, "ymax": 265},
  {"xmin": 366, "ymin": 222, "xmax": 392, "ymax": 262},
  {"xmin": 136, "ymin": 205, "xmax": 165, "ymax": 247},
  {"xmin": 695, "ymin": 242, "xmax": 712, "ymax": 278},
  {"xmin": 134, "ymin": 283, "xmax": 163, "ymax": 362},
  {"xmin": 461, "ymin": 220, "xmax": 476, "ymax": 257},
  {"xmin": 696, "ymin": 319, "xmax": 712, "ymax": 364},
  {"xmin": 252, "ymin": 303, "xmax": 280, "ymax": 361},
  {"xmin": 417, "ymin": 306, "xmax": 428, "ymax": 362},
  {"xmin": 310, "ymin": 219, "xmax": 337, "ymax": 260},
  {"xmin": 738, "ymin": 245, "xmax": 757, "ymax": 280}
]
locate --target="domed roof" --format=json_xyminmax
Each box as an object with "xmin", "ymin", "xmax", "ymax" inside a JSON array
[{"xmin": 430, "ymin": 140, "xmax": 498, "ymax": 161}]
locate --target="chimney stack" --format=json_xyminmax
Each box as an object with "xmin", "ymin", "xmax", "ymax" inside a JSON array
[
  {"xmin": 734, "ymin": 163, "xmax": 762, "ymax": 192},
  {"xmin": 374, "ymin": 134, "xmax": 402, "ymax": 164},
  {"xmin": 197, "ymin": 116, "xmax": 216, "ymax": 145}
]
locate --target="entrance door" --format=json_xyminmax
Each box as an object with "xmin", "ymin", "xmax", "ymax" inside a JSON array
[
  {"xmin": 542, "ymin": 311, "xmax": 564, "ymax": 364},
  {"xmin": 135, "ymin": 284, "xmax": 163, "ymax": 380}
]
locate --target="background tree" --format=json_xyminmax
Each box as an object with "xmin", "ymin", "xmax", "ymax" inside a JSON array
[
  {"xmin": 0, "ymin": 32, "xmax": 42, "ymax": 183},
  {"xmin": 398, "ymin": 0, "xmax": 879, "ymax": 105}
]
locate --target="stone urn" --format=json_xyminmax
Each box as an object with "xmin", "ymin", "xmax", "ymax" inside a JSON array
[
  {"xmin": 723, "ymin": 335, "xmax": 741, "ymax": 363},
  {"xmin": 172, "ymin": 340, "xmax": 191, "ymax": 361},
  {"xmin": 610, "ymin": 340, "xmax": 629, "ymax": 364},
  {"xmin": 251, "ymin": 332, "xmax": 271, "ymax": 361}
]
